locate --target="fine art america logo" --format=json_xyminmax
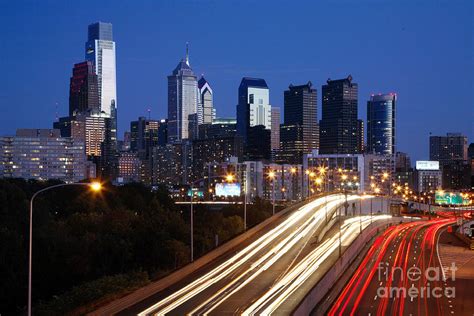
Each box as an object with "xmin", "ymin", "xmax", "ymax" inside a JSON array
[{"xmin": 376, "ymin": 262, "xmax": 457, "ymax": 299}]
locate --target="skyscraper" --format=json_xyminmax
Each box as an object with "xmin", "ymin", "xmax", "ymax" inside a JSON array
[
  {"xmin": 319, "ymin": 75, "xmax": 359, "ymax": 154},
  {"xmin": 429, "ymin": 133, "xmax": 468, "ymax": 165},
  {"xmin": 281, "ymin": 82, "xmax": 319, "ymax": 158},
  {"xmin": 430, "ymin": 133, "xmax": 469, "ymax": 189},
  {"xmin": 357, "ymin": 119, "xmax": 365, "ymax": 154},
  {"xmin": 366, "ymin": 93, "xmax": 396, "ymax": 155},
  {"xmin": 130, "ymin": 117, "xmax": 167, "ymax": 158},
  {"xmin": 236, "ymin": 77, "xmax": 272, "ymax": 142},
  {"xmin": 198, "ymin": 76, "xmax": 214, "ymax": 125},
  {"xmin": 69, "ymin": 61, "xmax": 99, "ymax": 116},
  {"xmin": 85, "ymin": 22, "xmax": 117, "ymax": 117},
  {"xmin": 271, "ymin": 107, "xmax": 281, "ymax": 151},
  {"xmin": 168, "ymin": 44, "xmax": 198, "ymax": 142}
]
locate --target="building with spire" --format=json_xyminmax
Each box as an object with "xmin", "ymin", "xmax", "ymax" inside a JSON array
[{"xmin": 167, "ymin": 44, "xmax": 198, "ymax": 142}]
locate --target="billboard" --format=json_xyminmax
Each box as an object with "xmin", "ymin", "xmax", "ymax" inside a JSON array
[
  {"xmin": 215, "ymin": 183, "xmax": 241, "ymax": 197},
  {"xmin": 435, "ymin": 192, "xmax": 469, "ymax": 205},
  {"xmin": 416, "ymin": 161, "xmax": 439, "ymax": 170}
]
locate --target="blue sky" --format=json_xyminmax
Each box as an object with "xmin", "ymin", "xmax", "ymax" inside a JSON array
[{"xmin": 0, "ymin": 0, "xmax": 473, "ymax": 162}]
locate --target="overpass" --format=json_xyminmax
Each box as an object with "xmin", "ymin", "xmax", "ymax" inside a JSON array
[{"xmin": 89, "ymin": 194, "xmax": 405, "ymax": 315}]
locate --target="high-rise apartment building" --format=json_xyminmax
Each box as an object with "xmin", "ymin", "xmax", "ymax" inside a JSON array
[
  {"xmin": 167, "ymin": 45, "xmax": 198, "ymax": 142},
  {"xmin": 69, "ymin": 61, "xmax": 99, "ymax": 116},
  {"xmin": 319, "ymin": 75, "xmax": 359, "ymax": 154},
  {"xmin": 0, "ymin": 129, "xmax": 86, "ymax": 183},
  {"xmin": 366, "ymin": 93, "xmax": 396, "ymax": 155}
]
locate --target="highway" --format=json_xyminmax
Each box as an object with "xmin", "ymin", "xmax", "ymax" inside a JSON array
[
  {"xmin": 116, "ymin": 194, "xmax": 391, "ymax": 315},
  {"xmin": 329, "ymin": 217, "xmax": 459, "ymax": 316}
]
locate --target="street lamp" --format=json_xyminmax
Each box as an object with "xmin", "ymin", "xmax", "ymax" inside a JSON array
[
  {"xmin": 28, "ymin": 181, "xmax": 102, "ymax": 316},
  {"xmin": 268, "ymin": 170, "xmax": 276, "ymax": 215},
  {"xmin": 189, "ymin": 174, "xmax": 235, "ymax": 262},
  {"xmin": 290, "ymin": 167, "xmax": 297, "ymax": 201}
]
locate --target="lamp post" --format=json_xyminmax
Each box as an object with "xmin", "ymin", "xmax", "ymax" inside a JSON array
[
  {"xmin": 268, "ymin": 170, "xmax": 276, "ymax": 215},
  {"xmin": 28, "ymin": 181, "xmax": 102, "ymax": 316},
  {"xmin": 338, "ymin": 205, "xmax": 342, "ymax": 258},
  {"xmin": 189, "ymin": 174, "xmax": 234, "ymax": 262},
  {"xmin": 341, "ymin": 174, "xmax": 348, "ymax": 216},
  {"xmin": 290, "ymin": 167, "xmax": 297, "ymax": 201},
  {"xmin": 359, "ymin": 192, "xmax": 362, "ymax": 234},
  {"xmin": 243, "ymin": 169, "xmax": 248, "ymax": 231}
]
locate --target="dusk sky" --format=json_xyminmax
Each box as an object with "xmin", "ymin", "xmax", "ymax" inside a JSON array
[{"xmin": 1, "ymin": 0, "xmax": 473, "ymax": 162}]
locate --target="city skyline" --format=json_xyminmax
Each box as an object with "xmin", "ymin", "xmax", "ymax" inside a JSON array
[{"xmin": 1, "ymin": 0, "xmax": 473, "ymax": 163}]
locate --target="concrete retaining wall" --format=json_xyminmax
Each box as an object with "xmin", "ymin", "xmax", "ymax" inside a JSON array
[{"xmin": 293, "ymin": 217, "xmax": 406, "ymax": 316}]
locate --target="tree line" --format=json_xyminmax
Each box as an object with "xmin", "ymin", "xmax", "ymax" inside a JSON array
[{"xmin": 0, "ymin": 179, "xmax": 274, "ymax": 315}]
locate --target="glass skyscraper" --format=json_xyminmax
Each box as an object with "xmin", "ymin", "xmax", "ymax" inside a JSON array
[
  {"xmin": 319, "ymin": 75, "xmax": 359, "ymax": 154},
  {"xmin": 198, "ymin": 76, "xmax": 214, "ymax": 125},
  {"xmin": 85, "ymin": 22, "xmax": 117, "ymax": 118},
  {"xmin": 283, "ymin": 82, "xmax": 319, "ymax": 151},
  {"xmin": 68, "ymin": 61, "xmax": 99, "ymax": 116},
  {"xmin": 366, "ymin": 93, "xmax": 396, "ymax": 155},
  {"xmin": 236, "ymin": 77, "xmax": 272, "ymax": 142},
  {"xmin": 167, "ymin": 46, "xmax": 198, "ymax": 142}
]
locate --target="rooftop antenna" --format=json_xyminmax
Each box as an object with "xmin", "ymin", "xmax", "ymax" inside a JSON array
[
  {"xmin": 185, "ymin": 42, "xmax": 190, "ymax": 66},
  {"xmin": 147, "ymin": 107, "xmax": 151, "ymax": 120}
]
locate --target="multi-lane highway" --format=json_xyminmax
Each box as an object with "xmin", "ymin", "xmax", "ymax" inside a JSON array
[
  {"xmin": 329, "ymin": 217, "xmax": 458, "ymax": 316},
  {"xmin": 114, "ymin": 194, "xmax": 391, "ymax": 315}
]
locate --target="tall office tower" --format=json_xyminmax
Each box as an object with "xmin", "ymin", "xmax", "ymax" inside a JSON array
[
  {"xmin": 319, "ymin": 75, "xmax": 359, "ymax": 154},
  {"xmin": 271, "ymin": 107, "xmax": 281, "ymax": 151},
  {"xmin": 198, "ymin": 76, "xmax": 214, "ymax": 125},
  {"xmin": 85, "ymin": 22, "xmax": 117, "ymax": 117},
  {"xmin": 69, "ymin": 61, "xmax": 99, "ymax": 116},
  {"xmin": 130, "ymin": 117, "xmax": 163, "ymax": 158},
  {"xmin": 168, "ymin": 44, "xmax": 198, "ymax": 142},
  {"xmin": 236, "ymin": 77, "xmax": 272, "ymax": 142},
  {"xmin": 357, "ymin": 119, "xmax": 365, "ymax": 153},
  {"xmin": 430, "ymin": 133, "xmax": 469, "ymax": 189},
  {"xmin": 366, "ymin": 93, "xmax": 396, "ymax": 155},
  {"xmin": 429, "ymin": 133, "xmax": 468, "ymax": 165},
  {"xmin": 282, "ymin": 82, "xmax": 319, "ymax": 157}
]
